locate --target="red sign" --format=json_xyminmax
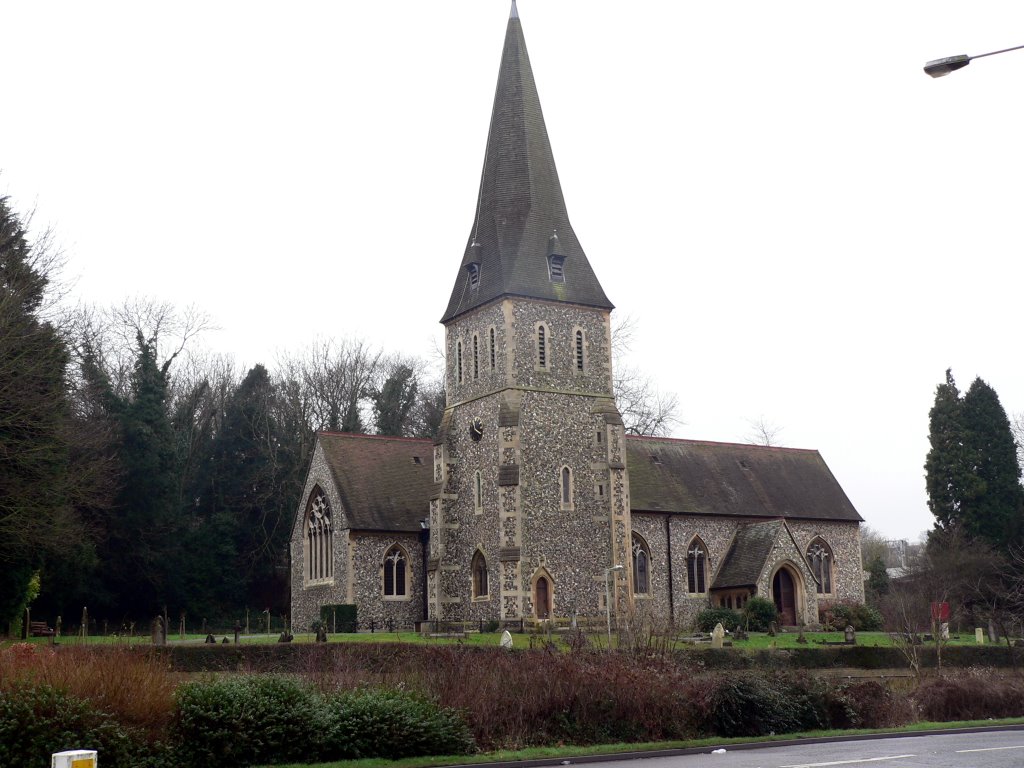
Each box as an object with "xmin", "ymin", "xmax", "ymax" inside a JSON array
[{"xmin": 931, "ymin": 602, "xmax": 950, "ymax": 621}]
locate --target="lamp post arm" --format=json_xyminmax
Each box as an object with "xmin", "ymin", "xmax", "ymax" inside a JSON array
[{"xmin": 925, "ymin": 42, "xmax": 1024, "ymax": 77}]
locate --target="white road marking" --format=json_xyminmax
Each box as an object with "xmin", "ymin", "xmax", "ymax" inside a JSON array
[
  {"xmin": 955, "ymin": 745, "xmax": 1024, "ymax": 753},
  {"xmin": 780, "ymin": 756, "xmax": 916, "ymax": 768}
]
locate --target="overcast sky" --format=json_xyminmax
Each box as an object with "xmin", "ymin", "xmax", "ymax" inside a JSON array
[{"xmin": 4, "ymin": 1, "xmax": 1024, "ymax": 542}]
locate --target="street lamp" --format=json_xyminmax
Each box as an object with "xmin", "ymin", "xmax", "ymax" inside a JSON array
[
  {"xmin": 604, "ymin": 564, "xmax": 624, "ymax": 649},
  {"xmin": 924, "ymin": 43, "xmax": 1024, "ymax": 78}
]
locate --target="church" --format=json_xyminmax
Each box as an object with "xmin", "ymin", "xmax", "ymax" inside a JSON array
[{"xmin": 289, "ymin": 3, "xmax": 864, "ymax": 632}]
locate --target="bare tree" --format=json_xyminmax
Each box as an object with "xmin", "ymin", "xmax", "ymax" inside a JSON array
[
  {"xmin": 744, "ymin": 416, "xmax": 784, "ymax": 447},
  {"xmin": 611, "ymin": 314, "xmax": 681, "ymax": 436}
]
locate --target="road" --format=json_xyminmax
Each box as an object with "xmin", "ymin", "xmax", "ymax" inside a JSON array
[{"xmin": 562, "ymin": 729, "xmax": 1024, "ymax": 768}]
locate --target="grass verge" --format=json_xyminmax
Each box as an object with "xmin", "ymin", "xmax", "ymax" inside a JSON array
[{"xmin": 263, "ymin": 717, "xmax": 1024, "ymax": 768}]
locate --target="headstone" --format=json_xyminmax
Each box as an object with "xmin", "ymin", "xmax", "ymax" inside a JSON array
[
  {"xmin": 151, "ymin": 615, "xmax": 166, "ymax": 646},
  {"xmin": 975, "ymin": 627, "xmax": 985, "ymax": 644},
  {"xmin": 845, "ymin": 625, "xmax": 856, "ymax": 645},
  {"xmin": 204, "ymin": 633, "xmax": 216, "ymax": 644},
  {"xmin": 940, "ymin": 622, "xmax": 949, "ymax": 641},
  {"xmin": 711, "ymin": 622, "xmax": 725, "ymax": 648},
  {"xmin": 221, "ymin": 637, "xmax": 229, "ymax": 644},
  {"xmin": 767, "ymin": 621, "xmax": 778, "ymax": 637},
  {"xmin": 234, "ymin": 621, "xmax": 241, "ymax": 644},
  {"xmin": 315, "ymin": 625, "xmax": 328, "ymax": 643},
  {"xmin": 796, "ymin": 627, "xmax": 808, "ymax": 644},
  {"xmin": 500, "ymin": 629, "xmax": 513, "ymax": 649}
]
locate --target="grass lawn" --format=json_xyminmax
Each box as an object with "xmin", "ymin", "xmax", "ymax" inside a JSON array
[
  {"xmin": 5, "ymin": 628, "xmax": 1001, "ymax": 651},
  {"xmin": 260, "ymin": 717, "xmax": 1024, "ymax": 768}
]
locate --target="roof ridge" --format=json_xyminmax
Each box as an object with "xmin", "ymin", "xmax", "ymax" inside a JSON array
[
  {"xmin": 627, "ymin": 434, "xmax": 820, "ymax": 454},
  {"xmin": 318, "ymin": 431, "xmax": 433, "ymax": 444}
]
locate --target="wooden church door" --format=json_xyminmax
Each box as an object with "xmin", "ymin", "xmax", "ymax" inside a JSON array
[
  {"xmin": 535, "ymin": 577, "xmax": 551, "ymax": 619},
  {"xmin": 773, "ymin": 569, "xmax": 796, "ymax": 626}
]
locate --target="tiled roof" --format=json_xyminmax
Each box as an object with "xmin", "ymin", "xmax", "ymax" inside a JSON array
[
  {"xmin": 711, "ymin": 520, "xmax": 784, "ymax": 590},
  {"xmin": 626, "ymin": 437, "xmax": 862, "ymax": 522},
  {"xmin": 318, "ymin": 432, "xmax": 433, "ymax": 532},
  {"xmin": 440, "ymin": 7, "xmax": 613, "ymax": 323}
]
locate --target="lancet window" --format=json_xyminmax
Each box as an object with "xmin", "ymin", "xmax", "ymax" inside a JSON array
[{"xmin": 305, "ymin": 488, "xmax": 333, "ymax": 583}]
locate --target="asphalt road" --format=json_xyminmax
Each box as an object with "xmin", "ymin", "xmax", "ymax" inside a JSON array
[{"xmin": 561, "ymin": 729, "xmax": 1024, "ymax": 768}]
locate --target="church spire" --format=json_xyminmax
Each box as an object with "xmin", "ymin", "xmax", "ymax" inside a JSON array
[{"xmin": 441, "ymin": 4, "xmax": 613, "ymax": 323}]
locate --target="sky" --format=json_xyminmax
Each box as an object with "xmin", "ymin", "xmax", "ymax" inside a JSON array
[{"xmin": 4, "ymin": 1, "xmax": 1024, "ymax": 542}]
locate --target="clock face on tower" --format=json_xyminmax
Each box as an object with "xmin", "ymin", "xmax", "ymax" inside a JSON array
[{"xmin": 469, "ymin": 417, "xmax": 484, "ymax": 441}]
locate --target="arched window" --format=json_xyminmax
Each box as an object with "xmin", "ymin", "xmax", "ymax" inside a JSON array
[
  {"xmin": 489, "ymin": 327, "xmax": 496, "ymax": 370},
  {"xmin": 456, "ymin": 340, "xmax": 463, "ymax": 383},
  {"xmin": 472, "ymin": 334, "xmax": 479, "ymax": 380},
  {"xmin": 807, "ymin": 538, "xmax": 833, "ymax": 595},
  {"xmin": 472, "ymin": 550, "xmax": 489, "ymax": 598},
  {"xmin": 474, "ymin": 470, "xmax": 483, "ymax": 513},
  {"xmin": 383, "ymin": 545, "xmax": 407, "ymax": 597},
  {"xmin": 632, "ymin": 533, "xmax": 651, "ymax": 595},
  {"xmin": 305, "ymin": 488, "xmax": 333, "ymax": 582},
  {"xmin": 536, "ymin": 324, "xmax": 548, "ymax": 369},
  {"xmin": 559, "ymin": 465, "xmax": 573, "ymax": 509},
  {"xmin": 575, "ymin": 329, "xmax": 585, "ymax": 372},
  {"xmin": 686, "ymin": 537, "xmax": 708, "ymax": 594}
]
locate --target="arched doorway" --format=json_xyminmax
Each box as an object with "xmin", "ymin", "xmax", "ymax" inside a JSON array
[
  {"xmin": 772, "ymin": 567, "xmax": 797, "ymax": 626},
  {"xmin": 535, "ymin": 576, "xmax": 551, "ymax": 619}
]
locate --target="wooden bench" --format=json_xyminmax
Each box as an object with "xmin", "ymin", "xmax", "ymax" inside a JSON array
[{"xmin": 29, "ymin": 621, "xmax": 54, "ymax": 637}]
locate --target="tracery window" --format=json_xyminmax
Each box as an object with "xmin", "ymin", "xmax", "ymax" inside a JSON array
[
  {"xmin": 632, "ymin": 533, "xmax": 651, "ymax": 595},
  {"xmin": 305, "ymin": 488, "xmax": 333, "ymax": 582},
  {"xmin": 807, "ymin": 538, "xmax": 833, "ymax": 595},
  {"xmin": 686, "ymin": 537, "xmax": 708, "ymax": 594},
  {"xmin": 383, "ymin": 544, "xmax": 408, "ymax": 597},
  {"xmin": 472, "ymin": 550, "xmax": 489, "ymax": 598}
]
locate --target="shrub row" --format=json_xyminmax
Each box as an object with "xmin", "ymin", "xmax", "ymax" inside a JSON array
[{"xmin": 174, "ymin": 676, "xmax": 474, "ymax": 765}]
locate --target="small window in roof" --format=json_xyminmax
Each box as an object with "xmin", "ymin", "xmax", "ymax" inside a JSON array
[
  {"xmin": 467, "ymin": 263, "xmax": 480, "ymax": 289},
  {"xmin": 548, "ymin": 255, "xmax": 565, "ymax": 283}
]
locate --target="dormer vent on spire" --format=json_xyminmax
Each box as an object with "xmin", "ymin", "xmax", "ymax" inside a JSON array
[{"xmin": 441, "ymin": 6, "xmax": 613, "ymax": 323}]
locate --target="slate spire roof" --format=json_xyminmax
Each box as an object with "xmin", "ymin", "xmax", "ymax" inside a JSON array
[{"xmin": 441, "ymin": 3, "xmax": 613, "ymax": 323}]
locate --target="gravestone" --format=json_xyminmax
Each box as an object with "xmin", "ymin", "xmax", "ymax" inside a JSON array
[
  {"xmin": 845, "ymin": 625, "xmax": 856, "ymax": 645},
  {"xmin": 151, "ymin": 616, "xmax": 166, "ymax": 646},
  {"xmin": 711, "ymin": 622, "xmax": 725, "ymax": 649},
  {"xmin": 500, "ymin": 629, "xmax": 513, "ymax": 650},
  {"xmin": 204, "ymin": 633, "xmax": 216, "ymax": 644},
  {"xmin": 975, "ymin": 627, "xmax": 985, "ymax": 644}
]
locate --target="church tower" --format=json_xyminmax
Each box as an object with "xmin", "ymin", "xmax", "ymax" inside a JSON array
[{"xmin": 428, "ymin": 2, "xmax": 633, "ymax": 624}]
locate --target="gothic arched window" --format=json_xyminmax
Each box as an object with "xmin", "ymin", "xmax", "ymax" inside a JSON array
[
  {"xmin": 632, "ymin": 533, "xmax": 651, "ymax": 595},
  {"xmin": 383, "ymin": 545, "xmax": 408, "ymax": 597},
  {"xmin": 305, "ymin": 488, "xmax": 333, "ymax": 583},
  {"xmin": 686, "ymin": 537, "xmax": 708, "ymax": 594},
  {"xmin": 472, "ymin": 550, "xmax": 489, "ymax": 598},
  {"xmin": 807, "ymin": 538, "xmax": 834, "ymax": 595}
]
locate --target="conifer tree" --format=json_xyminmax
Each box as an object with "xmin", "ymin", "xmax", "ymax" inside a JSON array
[
  {"xmin": 925, "ymin": 369, "xmax": 973, "ymax": 536},
  {"xmin": 961, "ymin": 378, "xmax": 1024, "ymax": 548},
  {"xmin": 0, "ymin": 196, "xmax": 75, "ymax": 628}
]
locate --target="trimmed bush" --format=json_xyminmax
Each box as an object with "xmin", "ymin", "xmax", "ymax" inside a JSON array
[
  {"xmin": 173, "ymin": 676, "xmax": 323, "ymax": 765},
  {"xmin": 322, "ymin": 687, "xmax": 475, "ymax": 759},
  {"xmin": 741, "ymin": 597, "xmax": 779, "ymax": 631},
  {"xmin": 914, "ymin": 671, "xmax": 1024, "ymax": 722},
  {"xmin": 696, "ymin": 607, "xmax": 741, "ymax": 632},
  {"xmin": 320, "ymin": 604, "xmax": 357, "ymax": 633},
  {"xmin": 0, "ymin": 683, "xmax": 163, "ymax": 768},
  {"xmin": 822, "ymin": 602, "xmax": 884, "ymax": 631}
]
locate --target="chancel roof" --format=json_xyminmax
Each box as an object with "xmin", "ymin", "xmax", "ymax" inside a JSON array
[
  {"xmin": 626, "ymin": 437, "xmax": 862, "ymax": 522},
  {"xmin": 441, "ymin": 5, "xmax": 613, "ymax": 323},
  {"xmin": 317, "ymin": 432, "xmax": 433, "ymax": 532}
]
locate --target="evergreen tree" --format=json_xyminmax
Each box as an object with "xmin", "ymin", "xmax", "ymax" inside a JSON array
[
  {"xmin": 961, "ymin": 378, "xmax": 1024, "ymax": 548},
  {"xmin": 925, "ymin": 370, "xmax": 975, "ymax": 537},
  {"xmin": 0, "ymin": 196, "xmax": 75, "ymax": 628},
  {"xmin": 372, "ymin": 363, "xmax": 418, "ymax": 436},
  {"xmin": 925, "ymin": 369, "xmax": 1024, "ymax": 550}
]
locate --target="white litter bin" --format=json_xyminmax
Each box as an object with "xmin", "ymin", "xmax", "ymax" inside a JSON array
[{"xmin": 52, "ymin": 749, "xmax": 97, "ymax": 768}]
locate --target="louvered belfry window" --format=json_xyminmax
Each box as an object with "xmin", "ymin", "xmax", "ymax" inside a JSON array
[
  {"xmin": 489, "ymin": 328, "xmax": 496, "ymax": 369},
  {"xmin": 468, "ymin": 263, "xmax": 480, "ymax": 289},
  {"xmin": 473, "ymin": 335, "xmax": 479, "ymax": 379},
  {"xmin": 548, "ymin": 255, "xmax": 565, "ymax": 283},
  {"xmin": 456, "ymin": 341, "xmax": 463, "ymax": 382},
  {"xmin": 537, "ymin": 325, "xmax": 547, "ymax": 367},
  {"xmin": 575, "ymin": 330, "xmax": 584, "ymax": 371}
]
